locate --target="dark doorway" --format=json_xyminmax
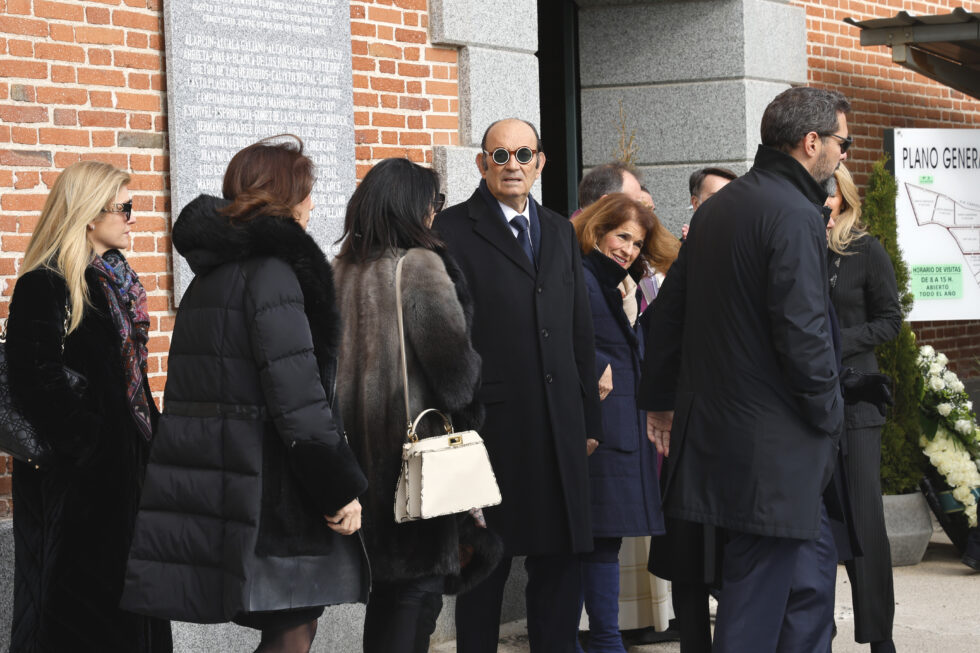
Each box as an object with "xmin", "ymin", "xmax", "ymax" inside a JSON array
[{"xmin": 537, "ymin": 0, "xmax": 580, "ymax": 216}]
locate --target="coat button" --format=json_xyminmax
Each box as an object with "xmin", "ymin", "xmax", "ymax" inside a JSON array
[
  {"xmin": 545, "ymin": 374, "xmax": 553, "ymax": 383},
  {"xmin": 541, "ymin": 328, "xmax": 549, "ymax": 338},
  {"xmin": 537, "ymin": 286, "xmax": 543, "ymax": 294}
]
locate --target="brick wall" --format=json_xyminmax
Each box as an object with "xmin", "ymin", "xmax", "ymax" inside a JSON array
[
  {"xmin": 794, "ymin": 0, "xmax": 980, "ymax": 380},
  {"xmin": 0, "ymin": 0, "xmax": 460, "ymax": 516}
]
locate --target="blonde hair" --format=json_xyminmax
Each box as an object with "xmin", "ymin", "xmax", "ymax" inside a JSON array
[
  {"xmin": 827, "ymin": 164, "xmax": 866, "ymax": 256},
  {"xmin": 19, "ymin": 161, "xmax": 131, "ymax": 333}
]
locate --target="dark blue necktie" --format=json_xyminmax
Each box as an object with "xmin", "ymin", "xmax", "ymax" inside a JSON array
[{"xmin": 510, "ymin": 215, "xmax": 535, "ymax": 266}]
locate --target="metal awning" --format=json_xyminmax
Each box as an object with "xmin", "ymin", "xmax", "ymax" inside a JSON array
[{"xmin": 844, "ymin": 8, "xmax": 980, "ymax": 100}]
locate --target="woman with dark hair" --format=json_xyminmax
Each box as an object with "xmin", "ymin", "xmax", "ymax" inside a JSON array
[
  {"xmin": 826, "ymin": 164, "xmax": 901, "ymax": 653},
  {"xmin": 571, "ymin": 193, "xmax": 677, "ymax": 653},
  {"xmin": 121, "ymin": 135, "xmax": 368, "ymax": 653},
  {"xmin": 333, "ymin": 158, "xmax": 502, "ymax": 653},
  {"xmin": 6, "ymin": 161, "xmax": 172, "ymax": 652}
]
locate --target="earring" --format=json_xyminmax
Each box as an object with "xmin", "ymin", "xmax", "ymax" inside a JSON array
[{"xmin": 88, "ymin": 224, "xmax": 95, "ymax": 230}]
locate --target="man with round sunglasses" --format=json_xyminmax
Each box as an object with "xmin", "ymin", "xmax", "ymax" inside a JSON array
[{"xmin": 433, "ymin": 118, "xmax": 602, "ymax": 653}]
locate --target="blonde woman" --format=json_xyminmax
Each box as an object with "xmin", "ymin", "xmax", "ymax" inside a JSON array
[
  {"xmin": 826, "ymin": 164, "xmax": 901, "ymax": 653},
  {"xmin": 5, "ymin": 161, "xmax": 171, "ymax": 651}
]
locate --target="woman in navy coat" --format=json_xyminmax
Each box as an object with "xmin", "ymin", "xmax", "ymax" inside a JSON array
[{"xmin": 572, "ymin": 193, "xmax": 680, "ymax": 652}]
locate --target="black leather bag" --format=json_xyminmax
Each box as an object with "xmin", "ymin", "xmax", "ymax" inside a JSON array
[{"xmin": 0, "ymin": 303, "xmax": 87, "ymax": 469}]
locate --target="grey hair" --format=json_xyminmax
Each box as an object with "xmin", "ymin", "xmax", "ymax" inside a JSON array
[
  {"xmin": 578, "ymin": 162, "xmax": 639, "ymax": 209},
  {"xmin": 823, "ymin": 175, "xmax": 838, "ymax": 199},
  {"xmin": 760, "ymin": 87, "xmax": 850, "ymax": 153}
]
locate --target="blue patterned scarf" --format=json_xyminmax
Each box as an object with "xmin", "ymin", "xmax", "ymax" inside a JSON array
[{"xmin": 91, "ymin": 250, "xmax": 152, "ymax": 441}]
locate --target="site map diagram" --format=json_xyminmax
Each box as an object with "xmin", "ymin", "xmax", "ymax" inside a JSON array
[{"xmin": 905, "ymin": 183, "xmax": 980, "ymax": 291}]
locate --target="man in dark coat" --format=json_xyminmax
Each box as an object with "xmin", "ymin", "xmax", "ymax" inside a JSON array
[
  {"xmin": 639, "ymin": 87, "xmax": 851, "ymax": 652},
  {"xmin": 433, "ymin": 118, "xmax": 603, "ymax": 653}
]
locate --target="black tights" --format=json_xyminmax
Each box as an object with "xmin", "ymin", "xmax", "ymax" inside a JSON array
[{"xmin": 254, "ymin": 620, "xmax": 318, "ymax": 653}]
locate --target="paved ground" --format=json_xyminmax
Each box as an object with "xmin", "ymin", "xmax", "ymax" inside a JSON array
[{"xmin": 433, "ymin": 529, "xmax": 979, "ymax": 652}]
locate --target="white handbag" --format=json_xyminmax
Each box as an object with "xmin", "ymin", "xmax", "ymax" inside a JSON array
[{"xmin": 392, "ymin": 256, "xmax": 502, "ymax": 523}]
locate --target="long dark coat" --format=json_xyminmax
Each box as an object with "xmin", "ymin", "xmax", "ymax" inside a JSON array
[
  {"xmin": 433, "ymin": 183, "xmax": 603, "ymax": 555},
  {"xmin": 639, "ymin": 146, "xmax": 844, "ymax": 540},
  {"xmin": 6, "ymin": 265, "xmax": 172, "ymax": 652},
  {"xmin": 582, "ymin": 251, "xmax": 664, "ymax": 537},
  {"xmin": 121, "ymin": 196, "xmax": 369, "ymax": 624},
  {"xmin": 333, "ymin": 248, "xmax": 502, "ymax": 593}
]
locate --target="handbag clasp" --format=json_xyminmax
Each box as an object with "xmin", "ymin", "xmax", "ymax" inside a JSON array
[{"xmin": 448, "ymin": 435, "xmax": 463, "ymax": 446}]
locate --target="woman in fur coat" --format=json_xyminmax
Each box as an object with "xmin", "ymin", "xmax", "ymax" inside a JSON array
[
  {"xmin": 334, "ymin": 158, "xmax": 502, "ymax": 653},
  {"xmin": 5, "ymin": 161, "xmax": 172, "ymax": 651},
  {"xmin": 121, "ymin": 136, "xmax": 369, "ymax": 653}
]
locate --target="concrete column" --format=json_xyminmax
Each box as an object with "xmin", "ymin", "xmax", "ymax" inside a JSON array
[
  {"xmin": 577, "ymin": 0, "xmax": 806, "ymax": 233},
  {"xmin": 430, "ymin": 0, "xmax": 542, "ymax": 206}
]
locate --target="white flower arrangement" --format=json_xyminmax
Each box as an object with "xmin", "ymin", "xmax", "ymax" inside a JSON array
[{"xmin": 917, "ymin": 345, "xmax": 980, "ymax": 527}]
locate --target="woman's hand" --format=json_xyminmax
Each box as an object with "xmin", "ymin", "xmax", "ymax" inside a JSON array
[
  {"xmin": 647, "ymin": 411, "xmax": 674, "ymax": 457},
  {"xmin": 598, "ymin": 364, "xmax": 613, "ymax": 401},
  {"xmin": 586, "ymin": 438, "xmax": 599, "ymax": 456},
  {"xmin": 325, "ymin": 498, "xmax": 362, "ymax": 535}
]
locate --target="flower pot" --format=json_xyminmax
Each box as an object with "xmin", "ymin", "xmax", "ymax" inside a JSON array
[{"xmin": 882, "ymin": 491, "xmax": 933, "ymax": 566}]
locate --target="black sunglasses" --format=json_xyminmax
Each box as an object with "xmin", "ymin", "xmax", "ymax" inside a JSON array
[
  {"xmin": 821, "ymin": 133, "xmax": 853, "ymax": 154},
  {"xmin": 102, "ymin": 200, "xmax": 133, "ymax": 220},
  {"xmin": 432, "ymin": 192, "xmax": 446, "ymax": 213},
  {"xmin": 484, "ymin": 147, "xmax": 537, "ymax": 166}
]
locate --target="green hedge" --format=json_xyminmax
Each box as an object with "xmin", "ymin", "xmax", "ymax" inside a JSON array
[{"xmin": 862, "ymin": 156, "xmax": 925, "ymax": 494}]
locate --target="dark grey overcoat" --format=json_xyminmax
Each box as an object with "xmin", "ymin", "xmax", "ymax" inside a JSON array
[
  {"xmin": 433, "ymin": 183, "xmax": 602, "ymax": 555},
  {"xmin": 639, "ymin": 146, "xmax": 844, "ymax": 540}
]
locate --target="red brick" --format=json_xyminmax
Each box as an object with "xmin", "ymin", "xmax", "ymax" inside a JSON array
[
  {"xmin": 395, "ymin": 28, "xmax": 426, "ymax": 44},
  {"xmin": 380, "ymin": 94, "xmax": 397, "ymax": 108},
  {"xmin": 351, "ymin": 39, "xmax": 368, "ymax": 56},
  {"xmin": 0, "ymin": 104, "xmax": 47, "ymax": 122},
  {"xmin": 407, "ymin": 115, "xmax": 423, "ymax": 129},
  {"xmin": 11, "ymin": 126, "xmax": 37, "ymax": 144},
  {"xmin": 75, "ymin": 26, "xmax": 125, "ymax": 45},
  {"xmin": 372, "ymin": 112, "xmax": 405, "ymax": 128},
  {"xmin": 128, "ymin": 173, "xmax": 164, "ymax": 191},
  {"xmin": 354, "ymin": 111, "xmax": 370, "ymax": 126},
  {"xmin": 7, "ymin": 39, "xmax": 32, "ymax": 57},
  {"xmin": 88, "ymin": 48, "xmax": 112, "ymax": 65},
  {"xmin": 355, "ymin": 129, "xmax": 378, "ymax": 144},
  {"xmin": 91, "ymin": 130, "xmax": 115, "ymax": 147},
  {"xmin": 426, "ymin": 81, "xmax": 457, "ymax": 96},
  {"xmin": 393, "ymin": 0, "xmax": 427, "ymax": 9},
  {"xmin": 114, "ymin": 51, "xmax": 162, "ymax": 70},
  {"xmin": 381, "ymin": 130, "xmax": 397, "ymax": 144},
  {"xmin": 350, "ymin": 21, "xmax": 375, "ymax": 37},
  {"xmin": 6, "ymin": 0, "xmax": 32, "ymax": 15},
  {"xmin": 36, "ymin": 86, "xmax": 88, "ymax": 105},
  {"xmin": 89, "ymin": 90, "xmax": 113, "ymax": 107},
  {"xmin": 350, "ymin": 5, "xmax": 366, "ymax": 19},
  {"xmin": 377, "ymin": 25, "xmax": 393, "ymax": 40},
  {"xmin": 113, "ymin": 10, "xmax": 159, "ymax": 31},
  {"xmin": 0, "ymin": 170, "xmax": 12, "ymax": 186},
  {"xmin": 406, "ymin": 81, "xmax": 422, "ymax": 94},
  {"xmin": 53, "ymin": 151, "xmax": 79, "ymax": 167},
  {"xmin": 398, "ymin": 62, "xmax": 430, "ymax": 77},
  {"xmin": 354, "ymin": 145, "xmax": 371, "ymax": 159},
  {"xmin": 403, "ymin": 47, "xmax": 420, "ymax": 61},
  {"xmin": 0, "ymin": 59, "xmax": 47, "ymax": 79},
  {"xmin": 34, "ymin": 42, "xmax": 86, "ymax": 63},
  {"xmin": 352, "ymin": 56, "xmax": 375, "ymax": 72},
  {"xmin": 53, "ymin": 109, "xmax": 76, "ymax": 126},
  {"xmin": 34, "ymin": 0, "xmax": 85, "ymax": 21},
  {"xmin": 378, "ymin": 60, "xmax": 395, "ymax": 74},
  {"xmin": 370, "ymin": 77, "xmax": 404, "ymax": 93},
  {"xmin": 130, "ymin": 153, "xmax": 151, "ymax": 170},
  {"xmin": 39, "ymin": 127, "xmax": 90, "ymax": 147},
  {"xmin": 0, "ymin": 16, "xmax": 48, "ymax": 37},
  {"xmin": 353, "ymin": 91, "xmax": 378, "ymax": 107},
  {"xmin": 368, "ymin": 42, "xmax": 402, "ymax": 59},
  {"xmin": 399, "ymin": 131, "xmax": 431, "ymax": 146},
  {"xmin": 426, "ymin": 115, "xmax": 457, "ymax": 129},
  {"xmin": 0, "ymin": 193, "xmax": 45, "ymax": 211},
  {"xmin": 128, "ymin": 73, "xmax": 150, "ymax": 90},
  {"xmin": 13, "ymin": 170, "xmax": 39, "ymax": 189},
  {"xmin": 115, "ymin": 92, "xmax": 160, "ymax": 111},
  {"xmin": 403, "ymin": 11, "xmax": 418, "ymax": 27},
  {"xmin": 80, "ymin": 151, "xmax": 127, "ymax": 168},
  {"xmin": 425, "ymin": 47, "xmax": 457, "ymax": 63},
  {"xmin": 128, "ymin": 113, "xmax": 152, "ymax": 130},
  {"xmin": 368, "ymin": 6, "xmax": 402, "ymax": 24},
  {"xmin": 87, "ymin": 6, "xmax": 111, "ymax": 24},
  {"xmin": 127, "ymin": 31, "xmax": 149, "ymax": 49},
  {"xmin": 148, "ymin": 33, "xmax": 162, "ymax": 50},
  {"xmin": 49, "ymin": 23, "xmax": 74, "ymax": 41},
  {"xmin": 50, "ymin": 64, "xmax": 75, "ymax": 83},
  {"xmin": 77, "ymin": 67, "xmax": 127, "ymax": 87}
]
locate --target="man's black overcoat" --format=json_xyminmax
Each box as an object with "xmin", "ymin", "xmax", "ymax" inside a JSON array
[
  {"xmin": 433, "ymin": 185, "xmax": 602, "ymax": 555},
  {"xmin": 639, "ymin": 146, "xmax": 844, "ymax": 540}
]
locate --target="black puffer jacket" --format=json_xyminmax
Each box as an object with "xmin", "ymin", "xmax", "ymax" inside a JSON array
[{"xmin": 121, "ymin": 196, "xmax": 369, "ymax": 624}]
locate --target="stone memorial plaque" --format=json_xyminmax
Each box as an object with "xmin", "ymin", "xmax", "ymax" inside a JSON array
[{"xmin": 163, "ymin": 0, "xmax": 355, "ymax": 301}]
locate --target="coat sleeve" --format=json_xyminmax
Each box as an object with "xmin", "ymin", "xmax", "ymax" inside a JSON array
[
  {"xmin": 569, "ymin": 226, "xmax": 603, "ymax": 440},
  {"xmin": 637, "ymin": 239, "xmax": 688, "ymax": 411},
  {"xmin": 839, "ymin": 239, "xmax": 901, "ymax": 360},
  {"xmin": 401, "ymin": 249, "xmax": 482, "ymax": 416},
  {"xmin": 6, "ymin": 270, "xmax": 101, "ymax": 458},
  {"xmin": 242, "ymin": 259, "xmax": 367, "ymax": 515},
  {"xmin": 766, "ymin": 212, "xmax": 843, "ymax": 437}
]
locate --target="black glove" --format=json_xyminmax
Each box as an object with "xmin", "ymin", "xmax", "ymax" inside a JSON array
[{"xmin": 840, "ymin": 368, "xmax": 893, "ymax": 417}]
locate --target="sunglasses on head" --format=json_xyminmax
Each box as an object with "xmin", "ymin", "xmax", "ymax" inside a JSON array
[
  {"xmin": 821, "ymin": 133, "xmax": 852, "ymax": 154},
  {"xmin": 484, "ymin": 147, "xmax": 537, "ymax": 166},
  {"xmin": 432, "ymin": 192, "xmax": 446, "ymax": 213},
  {"xmin": 102, "ymin": 200, "xmax": 133, "ymax": 220}
]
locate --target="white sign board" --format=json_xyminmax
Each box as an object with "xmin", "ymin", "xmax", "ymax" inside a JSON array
[{"xmin": 889, "ymin": 128, "xmax": 980, "ymax": 321}]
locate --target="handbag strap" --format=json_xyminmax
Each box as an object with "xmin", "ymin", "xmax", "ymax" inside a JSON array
[{"xmin": 395, "ymin": 256, "xmax": 456, "ymax": 443}]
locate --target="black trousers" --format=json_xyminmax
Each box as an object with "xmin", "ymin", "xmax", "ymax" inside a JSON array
[
  {"xmin": 363, "ymin": 577, "xmax": 443, "ymax": 653},
  {"xmin": 455, "ymin": 554, "xmax": 582, "ymax": 653},
  {"xmin": 843, "ymin": 425, "xmax": 895, "ymax": 643},
  {"xmin": 672, "ymin": 581, "xmax": 712, "ymax": 653}
]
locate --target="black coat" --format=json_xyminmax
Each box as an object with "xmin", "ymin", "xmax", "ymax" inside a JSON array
[
  {"xmin": 639, "ymin": 146, "xmax": 844, "ymax": 540},
  {"xmin": 828, "ymin": 235, "xmax": 901, "ymax": 429},
  {"xmin": 6, "ymin": 265, "xmax": 172, "ymax": 652},
  {"xmin": 582, "ymin": 251, "xmax": 664, "ymax": 537},
  {"xmin": 433, "ymin": 184, "xmax": 602, "ymax": 555},
  {"xmin": 121, "ymin": 196, "xmax": 369, "ymax": 624},
  {"xmin": 334, "ymin": 248, "xmax": 502, "ymax": 593}
]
